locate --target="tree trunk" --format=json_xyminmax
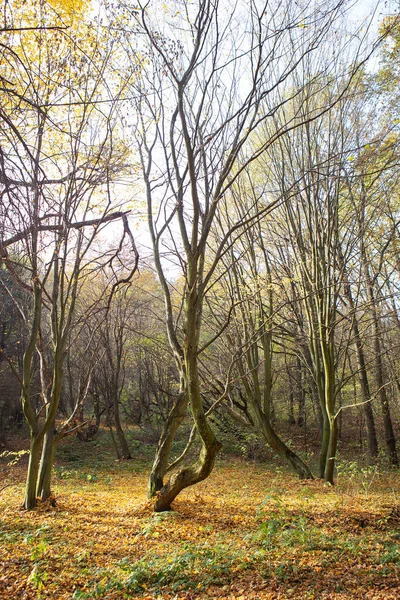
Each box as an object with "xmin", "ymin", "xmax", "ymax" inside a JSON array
[
  {"xmin": 152, "ymin": 298, "xmax": 221, "ymax": 511},
  {"xmin": 296, "ymin": 358, "xmax": 306, "ymax": 426},
  {"xmin": 113, "ymin": 392, "xmax": 131, "ymax": 460},
  {"xmin": 289, "ymin": 391, "xmax": 296, "ymax": 425},
  {"xmin": 252, "ymin": 400, "xmax": 313, "ymax": 479},
  {"xmin": 154, "ymin": 438, "xmax": 221, "ymax": 512},
  {"xmin": 108, "ymin": 419, "xmax": 121, "ymax": 459},
  {"xmin": 37, "ymin": 424, "xmax": 56, "ymax": 501},
  {"xmin": 93, "ymin": 394, "xmax": 101, "ymax": 428},
  {"xmin": 374, "ymin": 335, "xmax": 398, "ymax": 465},
  {"xmin": 236, "ymin": 341, "xmax": 313, "ymax": 480},
  {"xmin": 354, "ymin": 329, "xmax": 379, "ymax": 458},
  {"xmin": 319, "ymin": 407, "xmax": 330, "ymax": 479},
  {"xmin": 24, "ymin": 434, "xmax": 42, "ymax": 510},
  {"xmin": 303, "ymin": 345, "xmax": 323, "ymax": 431},
  {"xmin": 21, "ymin": 285, "xmax": 42, "ymax": 509},
  {"xmin": 320, "ymin": 334, "xmax": 337, "ymax": 481},
  {"xmin": 324, "ymin": 415, "xmax": 338, "ymax": 484},
  {"xmin": 366, "ymin": 272, "xmax": 398, "ymax": 465},
  {"xmin": 312, "ymin": 344, "xmax": 330, "ymax": 479},
  {"xmin": 35, "ymin": 347, "xmax": 65, "ymax": 503},
  {"xmin": 148, "ymin": 390, "xmax": 188, "ymax": 497}
]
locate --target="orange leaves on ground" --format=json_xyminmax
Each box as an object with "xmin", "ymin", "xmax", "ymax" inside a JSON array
[{"xmin": 0, "ymin": 460, "xmax": 400, "ymax": 599}]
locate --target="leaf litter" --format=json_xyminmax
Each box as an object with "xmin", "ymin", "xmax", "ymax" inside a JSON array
[{"xmin": 0, "ymin": 459, "xmax": 399, "ymax": 599}]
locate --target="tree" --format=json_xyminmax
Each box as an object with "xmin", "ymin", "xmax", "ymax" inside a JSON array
[
  {"xmin": 87, "ymin": 270, "xmax": 177, "ymax": 447},
  {"xmin": 119, "ymin": 0, "xmax": 378, "ymax": 509},
  {"xmin": 215, "ymin": 184, "xmax": 313, "ymax": 478},
  {"xmin": 0, "ymin": 0, "xmax": 138, "ymax": 508},
  {"xmin": 257, "ymin": 74, "xmax": 377, "ymax": 482}
]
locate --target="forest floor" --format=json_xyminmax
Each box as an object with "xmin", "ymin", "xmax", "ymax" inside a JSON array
[{"xmin": 1, "ymin": 430, "xmax": 400, "ymax": 599}]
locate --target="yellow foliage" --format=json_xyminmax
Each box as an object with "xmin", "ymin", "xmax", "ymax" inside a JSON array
[
  {"xmin": 47, "ymin": 0, "xmax": 88, "ymax": 13},
  {"xmin": 46, "ymin": 0, "xmax": 90, "ymax": 24},
  {"xmin": 41, "ymin": 0, "xmax": 91, "ymax": 25}
]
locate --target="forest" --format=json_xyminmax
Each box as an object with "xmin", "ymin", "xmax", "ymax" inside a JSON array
[{"xmin": 1, "ymin": 0, "xmax": 400, "ymax": 598}]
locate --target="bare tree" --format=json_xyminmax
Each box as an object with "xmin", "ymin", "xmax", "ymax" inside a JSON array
[
  {"xmin": 215, "ymin": 186, "xmax": 313, "ymax": 478},
  {"xmin": 118, "ymin": 0, "xmax": 379, "ymax": 509},
  {"xmin": 0, "ymin": 5, "xmax": 138, "ymax": 508}
]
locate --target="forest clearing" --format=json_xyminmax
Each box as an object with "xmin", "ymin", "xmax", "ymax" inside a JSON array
[
  {"xmin": 2, "ymin": 0, "xmax": 400, "ymax": 597},
  {"xmin": 1, "ymin": 430, "xmax": 400, "ymax": 600}
]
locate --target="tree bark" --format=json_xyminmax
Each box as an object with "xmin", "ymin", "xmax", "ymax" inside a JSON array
[
  {"xmin": 152, "ymin": 285, "xmax": 222, "ymax": 511},
  {"xmin": 24, "ymin": 434, "xmax": 42, "ymax": 510},
  {"xmin": 364, "ymin": 261, "xmax": 398, "ymax": 465},
  {"xmin": 154, "ymin": 439, "xmax": 221, "ymax": 512},
  {"xmin": 148, "ymin": 390, "xmax": 188, "ymax": 497},
  {"xmin": 36, "ymin": 424, "xmax": 56, "ymax": 501},
  {"xmin": 252, "ymin": 400, "xmax": 313, "ymax": 479},
  {"xmin": 324, "ymin": 415, "xmax": 338, "ymax": 484},
  {"xmin": 114, "ymin": 393, "xmax": 131, "ymax": 460}
]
